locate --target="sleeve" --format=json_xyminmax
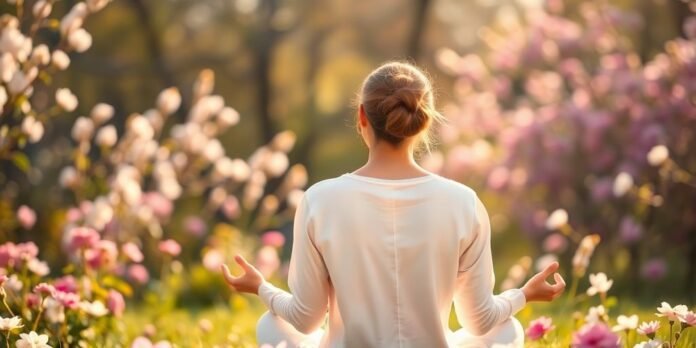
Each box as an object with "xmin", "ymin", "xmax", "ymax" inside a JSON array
[
  {"xmin": 256, "ymin": 192, "xmax": 330, "ymax": 334},
  {"xmin": 452, "ymin": 193, "xmax": 526, "ymax": 336}
]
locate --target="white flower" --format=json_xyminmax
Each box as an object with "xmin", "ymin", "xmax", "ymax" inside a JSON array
[
  {"xmin": 612, "ymin": 314, "xmax": 638, "ymax": 332},
  {"xmin": 157, "ymin": 87, "xmax": 181, "ymax": 115},
  {"xmin": 0, "ymin": 52, "xmax": 17, "ymax": 82},
  {"xmin": 585, "ymin": 305, "xmax": 607, "ymax": 324},
  {"xmin": 30, "ymin": 44, "xmax": 50, "ymax": 66},
  {"xmin": 32, "ymin": 1, "xmax": 53, "ymax": 19},
  {"xmin": 95, "ymin": 125, "xmax": 117, "ymax": 147},
  {"xmin": 0, "ymin": 86, "xmax": 6, "ymax": 110},
  {"xmin": 51, "ymin": 50, "xmax": 70, "ymax": 70},
  {"xmin": 228, "ymin": 158, "xmax": 251, "ymax": 182},
  {"xmin": 86, "ymin": 0, "xmax": 111, "ymax": 12},
  {"xmin": 21, "ymin": 116, "xmax": 44, "ymax": 143},
  {"xmin": 158, "ymin": 178, "xmax": 181, "ymax": 200},
  {"xmin": 637, "ymin": 321, "xmax": 660, "ymax": 336},
  {"xmin": 680, "ymin": 310, "xmax": 696, "ymax": 326},
  {"xmin": 646, "ymin": 145, "xmax": 668, "ymax": 166},
  {"xmin": 545, "ymin": 208, "xmax": 568, "ymax": 230},
  {"xmin": 128, "ymin": 115, "xmax": 154, "ymax": 140},
  {"xmin": 203, "ymin": 139, "xmax": 224, "ymax": 162},
  {"xmin": 264, "ymin": 151, "xmax": 289, "ymax": 177},
  {"xmin": 0, "ymin": 316, "xmax": 23, "ymax": 331},
  {"xmin": 0, "ymin": 27, "xmax": 31, "ymax": 62},
  {"xmin": 656, "ymin": 302, "xmax": 688, "ymax": 322},
  {"xmin": 8, "ymin": 67, "xmax": 38, "ymax": 94},
  {"xmin": 27, "ymin": 259, "xmax": 50, "ymax": 277},
  {"xmin": 71, "ymin": 116, "xmax": 94, "ymax": 142},
  {"xmin": 86, "ymin": 196, "xmax": 113, "ymax": 230},
  {"xmin": 59, "ymin": 166, "xmax": 79, "ymax": 188},
  {"xmin": 16, "ymin": 331, "xmax": 51, "ymax": 348},
  {"xmin": 613, "ymin": 172, "xmax": 633, "ymax": 197},
  {"xmin": 90, "ymin": 103, "xmax": 114, "ymax": 124},
  {"xmin": 217, "ymin": 107, "xmax": 240, "ymax": 128},
  {"xmin": 60, "ymin": 3, "xmax": 88, "ymax": 35},
  {"xmin": 271, "ymin": 130, "xmax": 296, "ymax": 152},
  {"xmin": 67, "ymin": 28, "xmax": 92, "ymax": 53},
  {"xmin": 43, "ymin": 298, "xmax": 65, "ymax": 324},
  {"xmin": 56, "ymin": 88, "xmax": 78, "ymax": 112},
  {"xmin": 79, "ymin": 300, "xmax": 108, "ymax": 317},
  {"xmin": 633, "ymin": 340, "xmax": 662, "ymax": 348},
  {"xmin": 586, "ymin": 272, "xmax": 613, "ymax": 296}
]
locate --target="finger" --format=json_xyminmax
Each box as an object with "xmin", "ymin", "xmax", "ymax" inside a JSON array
[
  {"xmin": 234, "ymin": 254, "xmax": 253, "ymax": 272},
  {"xmin": 551, "ymin": 273, "xmax": 566, "ymax": 292},
  {"xmin": 221, "ymin": 264, "xmax": 238, "ymax": 285},
  {"xmin": 539, "ymin": 262, "xmax": 559, "ymax": 278}
]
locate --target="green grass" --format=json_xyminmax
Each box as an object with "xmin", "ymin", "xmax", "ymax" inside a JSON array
[{"xmin": 122, "ymin": 295, "xmax": 695, "ymax": 347}]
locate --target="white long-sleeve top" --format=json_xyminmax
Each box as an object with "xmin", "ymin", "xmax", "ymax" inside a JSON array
[{"xmin": 258, "ymin": 171, "xmax": 526, "ymax": 347}]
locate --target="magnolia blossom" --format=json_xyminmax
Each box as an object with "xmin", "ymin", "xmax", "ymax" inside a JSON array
[
  {"xmin": 612, "ymin": 314, "xmax": 638, "ymax": 332},
  {"xmin": 656, "ymin": 302, "xmax": 688, "ymax": 322},
  {"xmin": 525, "ymin": 316, "xmax": 554, "ymax": 340},
  {"xmin": 612, "ymin": 172, "xmax": 633, "ymax": 197},
  {"xmin": 586, "ymin": 272, "xmax": 613, "ymax": 296},
  {"xmin": 636, "ymin": 321, "xmax": 660, "ymax": 338},
  {"xmin": 571, "ymin": 323, "xmax": 620, "ymax": 348},
  {"xmin": 56, "ymin": 88, "xmax": 78, "ymax": 112},
  {"xmin": 646, "ymin": 145, "xmax": 669, "ymax": 166},
  {"xmin": 15, "ymin": 331, "xmax": 51, "ymax": 348},
  {"xmin": 0, "ymin": 315, "xmax": 23, "ymax": 331},
  {"xmin": 30, "ymin": 44, "xmax": 50, "ymax": 66},
  {"xmin": 60, "ymin": 3, "xmax": 88, "ymax": 35}
]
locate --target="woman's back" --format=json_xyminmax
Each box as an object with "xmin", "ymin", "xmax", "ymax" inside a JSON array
[{"xmin": 310, "ymin": 172, "xmax": 473, "ymax": 347}]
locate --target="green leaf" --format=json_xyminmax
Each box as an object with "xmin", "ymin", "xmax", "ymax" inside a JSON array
[{"xmin": 12, "ymin": 152, "xmax": 31, "ymax": 173}]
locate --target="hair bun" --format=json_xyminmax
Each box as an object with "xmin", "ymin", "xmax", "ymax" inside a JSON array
[{"xmin": 378, "ymin": 87, "xmax": 430, "ymax": 139}]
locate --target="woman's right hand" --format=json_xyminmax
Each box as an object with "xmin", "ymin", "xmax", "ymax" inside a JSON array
[{"xmin": 521, "ymin": 261, "xmax": 566, "ymax": 302}]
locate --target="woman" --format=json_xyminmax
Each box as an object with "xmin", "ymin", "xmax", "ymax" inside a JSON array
[{"xmin": 221, "ymin": 61, "xmax": 566, "ymax": 347}]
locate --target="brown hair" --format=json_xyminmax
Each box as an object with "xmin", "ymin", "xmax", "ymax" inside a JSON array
[{"xmin": 358, "ymin": 61, "xmax": 444, "ymax": 152}]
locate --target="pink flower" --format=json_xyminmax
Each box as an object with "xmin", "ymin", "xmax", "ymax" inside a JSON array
[
  {"xmin": 53, "ymin": 290, "xmax": 80, "ymax": 309},
  {"xmin": 202, "ymin": 249, "xmax": 224, "ymax": 271},
  {"xmin": 25, "ymin": 293, "xmax": 40, "ymax": 309},
  {"xmin": 15, "ymin": 242, "xmax": 39, "ymax": 262},
  {"xmin": 66, "ymin": 207, "xmax": 83, "ymax": 222},
  {"xmin": 542, "ymin": 233, "xmax": 568, "ymax": 253},
  {"xmin": 571, "ymin": 323, "xmax": 620, "ymax": 348},
  {"xmin": 33, "ymin": 283, "xmax": 56, "ymax": 297},
  {"xmin": 68, "ymin": 226, "xmax": 100, "ymax": 251},
  {"xmin": 526, "ymin": 316, "xmax": 555, "ymax": 340},
  {"xmin": 16, "ymin": 205, "xmax": 36, "ymax": 229},
  {"xmin": 679, "ymin": 311, "xmax": 696, "ymax": 326},
  {"xmin": 221, "ymin": 196, "xmax": 240, "ymax": 219},
  {"xmin": 0, "ymin": 274, "xmax": 7, "ymax": 287},
  {"xmin": 637, "ymin": 321, "xmax": 660, "ymax": 338},
  {"xmin": 183, "ymin": 216, "xmax": 207, "ymax": 237},
  {"xmin": 107, "ymin": 290, "xmax": 125, "ymax": 317},
  {"xmin": 122, "ymin": 242, "xmax": 144, "ymax": 263},
  {"xmin": 142, "ymin": 192, "xmax": 173, "ymax": 220},
  {"xmin": 640, "ymin": 258, "xmax": 667, "ymax": 281},
  {"xmin": 128, "ymin": 264, "xmax": 149, "ymax": 285},
  {"xmin": 131, "ymin": 337, "xmax": 172, "ymax": 348},
  {"xmin": 0, "ymin": 243, "xmax": 17, "ymax": 268},
  {"xmin": 86, "ymin": 240, "xmax": 118, "ymax": 270},
  {"xmin": 255, "ymin": 246, "xmax": 280, "ymax": 278},
  {"xmin": 54, "ymin": 276, "xmax": 78, "ymax": 293},
  {"xmin": 261, "ymin": 231, "xmax": 286, "ymax": 248},
  {"xmin": 158, "ymin": 239, "xmax": 181, "ymax": 257}
]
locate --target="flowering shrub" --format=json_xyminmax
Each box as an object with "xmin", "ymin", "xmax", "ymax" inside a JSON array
[{"xmin": 433, "ymin": 0, "xmax": 696, "ymax": 286}]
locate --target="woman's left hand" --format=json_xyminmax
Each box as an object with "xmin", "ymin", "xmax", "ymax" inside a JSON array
[{"xmin": 220, "ymin": 254, "xmax": 265, "ymax": 295}]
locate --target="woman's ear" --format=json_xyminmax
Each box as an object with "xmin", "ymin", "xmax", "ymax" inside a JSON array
[{"xmin": 358, "ymin": 104, "xmax": 369, "ymax": 128}]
